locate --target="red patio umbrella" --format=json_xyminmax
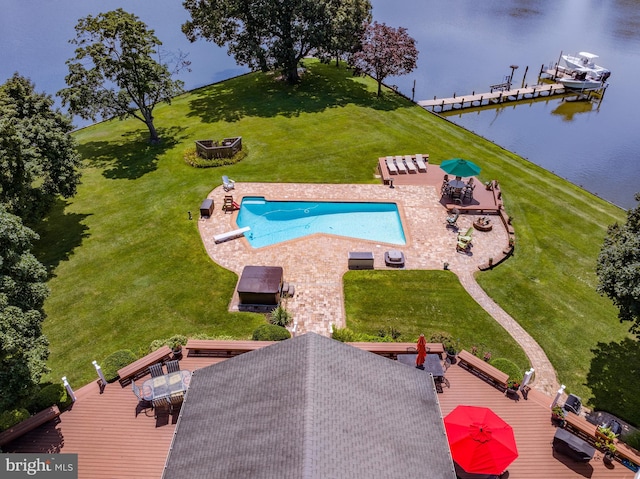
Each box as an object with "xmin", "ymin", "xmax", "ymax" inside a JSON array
[
  {"xmin": 416, "ymin": 334, "xmax": 427, "ymax": 368},
  {"xmin": 444, "ymin": 405, "xmax": 518, "ymax": 475}
]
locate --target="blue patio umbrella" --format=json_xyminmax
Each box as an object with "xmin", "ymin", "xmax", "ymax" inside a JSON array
[{"xmin": 440, "ymin": 158, "xmax": 481, "ymax": 178}]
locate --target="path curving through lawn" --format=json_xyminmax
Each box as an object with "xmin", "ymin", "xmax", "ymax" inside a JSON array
[{"xmin": 455, "ymin": 270, "xmax": 560, "ymax": 396}]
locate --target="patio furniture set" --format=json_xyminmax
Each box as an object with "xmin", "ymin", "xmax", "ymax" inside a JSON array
[
  {"xmin": 442, "ymin": 175, "xmax": 476, "ymax": 204},
  {"xmin": 131, "ymin": 360, "xmax": 191, "ymax": 416},
  {"xmin": 397, "ymin": 352, "xmax": 450, "ymax": 393}
]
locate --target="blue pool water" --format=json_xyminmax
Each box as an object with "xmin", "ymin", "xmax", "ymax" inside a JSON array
[{"xmin": 236, "ymin": 197, "xmax": 406, "ymax": 248}]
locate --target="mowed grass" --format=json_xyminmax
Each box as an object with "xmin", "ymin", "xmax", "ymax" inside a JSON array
[
  {"xmin": 34, "ymin": 60, "xmax": 629, "ymax": 403},
  {"xmin": 344, "ymin": 270, "xmax": 529, "ymax": 369}
]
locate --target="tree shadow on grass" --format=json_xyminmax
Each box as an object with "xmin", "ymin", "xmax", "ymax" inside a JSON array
[
  {"xmin": 77, "ymin": 126, "xmax": 186, "ymax": 180},
  {"xmin": 586, "ymin": 337, "xmax": 640, "ymax": 426},
  {"xmin": 187, "ymin": 62, "xmax": 410, "ymax": 124},
  {"xmin": 31, "ymin": 198, "xmax": 91, "ymax": 275}
]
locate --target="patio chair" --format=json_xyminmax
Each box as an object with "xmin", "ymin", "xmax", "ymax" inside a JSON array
[
  {"xmin": 223, "ymin": 195, "xmax": 234, "ymax": 213},
  {"xmin": 152, "ymin": 396, "xmax": 171, "ymax": 418},
  {"xmin": 149, "ymin": 363, "xmax": 164, "ymax": 378},
  {"xmin": 446, "ymin": 208, "xmax": 459, "ymax": 228},
  {"xmin": 222, "ymin": 175, "xmax": 235, "ymax": 191},
  {"xmin": 165, "ymin": 359, "xmax": 180, "ymax": 374},
  {"xmin": 441, "ymin": 175, "xmax": 450, "ymax": 196},
  {"xmin": 169, "ymin": 391, "xmax": 185, "ymax": 413},
  {"xmin": 456, "ymin": 227, "xmax": 473, "ymax": 252},
  {"xmin": 131, "ymin": 382, "xmax": 153, "ymax": 413}
]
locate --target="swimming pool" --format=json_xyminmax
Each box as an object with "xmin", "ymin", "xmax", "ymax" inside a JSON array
[{"xmin": 236, "ymin": 197, "xmax": 406, "ymax": 248}]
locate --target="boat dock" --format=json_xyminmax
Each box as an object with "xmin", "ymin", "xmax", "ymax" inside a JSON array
[{"xmin": 417, "ymin": 83, "xmax": 567, "ymax": 113}]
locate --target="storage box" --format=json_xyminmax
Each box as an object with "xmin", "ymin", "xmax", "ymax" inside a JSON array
[
  {"xmin": 200, "ymin": 198, "xmax": 214, "ymax": 218},
  {"xmin": 348, "ymin": 252, "xmax": 374, "ymax": 270}
]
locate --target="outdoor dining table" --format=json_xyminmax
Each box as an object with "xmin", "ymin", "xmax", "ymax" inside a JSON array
[
  {"xmin": 142, "ymin": 370, "xmax": 191, "ymax": 401},
  {"xmin": 397, "ymin": 354, "xmax": 444, "ymax": 380}
]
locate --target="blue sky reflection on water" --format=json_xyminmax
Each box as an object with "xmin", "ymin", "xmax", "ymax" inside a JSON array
[{"xmin": 2, "ymin": 0, "xmax": 639, "ymax": 208}]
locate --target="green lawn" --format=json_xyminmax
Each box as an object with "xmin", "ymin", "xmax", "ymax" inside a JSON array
[{"xmin": 34, "ymin": 60, "xmax": 630, "ymax": 417}]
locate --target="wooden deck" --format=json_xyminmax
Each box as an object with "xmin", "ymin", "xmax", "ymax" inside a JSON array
[
  {"xmin": 376, "ymin": 156, "xmax": 501, "ymax": 212},
  {"xmin": 4, "ymin": 344, "xmax": 637, "ymax": 478}
]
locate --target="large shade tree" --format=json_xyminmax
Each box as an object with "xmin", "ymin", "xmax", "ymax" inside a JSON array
[
  {"xmin": 59, "ymin": 9, "xmax": 189, "ymax": 144},
  {"xmin": 1, "ymin": 74, "xmax": 81, "ymax": 220},
  {"xmin": 318, "ymin": 0, "xmax": 372, "ymax": 67},
  {"xmin": 596, "ymin": 193, "xmax": 640, "ymax": 334},
  {"xmin": 349, "ymin": 21, "xmax": 418, "ymax": 96},
  {"xmin": 182, "ymin": 0, "xmax": 371, "ymax": 84},
  {"xmin": 0, "ymin": 207, "xmax": 50, "ymax": 411}
]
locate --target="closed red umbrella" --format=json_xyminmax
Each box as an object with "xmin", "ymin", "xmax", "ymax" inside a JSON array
[
  {"xmin": 444, "ymin": 405, "xmax": 518, "ymax": 475},
  {"xmin": 416, "ymin": 334, "xmax": 427, "ymax": 368}
]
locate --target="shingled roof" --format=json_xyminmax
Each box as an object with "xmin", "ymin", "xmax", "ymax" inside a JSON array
[{"xmin": 162, "ymin": 333, "xmax": 455, "ymax": 479}]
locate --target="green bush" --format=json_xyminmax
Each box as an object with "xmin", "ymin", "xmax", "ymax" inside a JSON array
[
  {"xmin": 269, "ymin": 305, "xmax": 293, "ymax": 327},
  {"xmin": 183, "ymin": 147, "xmax": 248, "ymax": 168},
  {"xmin": 331, "ymin": 327, "xmax": 394, "ymax": 343},
  {"xmin": 623, "ymin": 429, "xmax": 640, "ymax": 450},
  {"xmin": 489, "ymin": 358, "xmax": 523, "ymax": 382},
  {"xmin": 252, "ymin": 324, "xmax": 291, "ymax": 341},
  {"xmin": 101, "ymin": 350, "xmax": 138, "ymax": 383},
  {"xmin": 150, "ymin": 335, "xmax": 188, "ymax": 352},
  {"xmin": 0, "ymin": 408, "xmax": 30, "ymax": 432},
  {"xmin": 28, "ymin": 384, "xmax": 71, "ymax": 413}
]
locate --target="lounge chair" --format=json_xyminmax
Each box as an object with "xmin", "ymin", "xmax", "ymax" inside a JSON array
[
  {"xmin": 395, "ymin": 155, "xmax": 408, "ymax": 174},
  {"xmin": 446, "ymin": 208, "xmax": 459, "ymax": 227},
  {"xmin": 404, "ymin": 155, "xmax": 417, "ymax": 173},
  {"xmin": 456, "ymin": 227, "xmax": 473, "ymax": 252},
  {"xmin": 415, "ymin": 154, "xmax": 428, "ymax": 172},
  {"xmin": 222, "ymin": 175, "xmax": 235, "ymax": 191},
  {"xmin": 385, "ymin": 156, "xmax": 398, "ymax": 175}
]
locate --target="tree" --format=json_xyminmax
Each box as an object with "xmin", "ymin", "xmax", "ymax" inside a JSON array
[
  {"xmin": 0, "ymin": 74, "xmax": 81, "ymax": 220},
  {"xmin": 349, "ymin": 21, "xmax": 418, "ymax": 97},
  {"xmin": 596, "ymin": 193, "xmax": 640, "ymax": 334},
  {"xmin": 0, "ymin": 206, "xmax": 50, "ymax": 411},
  {"xmin": 58, "ymin": 9, "xmax": 189, "ymax": 144},
  {"xmin": 182, "ymin": 0, "xmax": 371, "ymax": 84},
  {"xmin": 319, "ymin": 0, "xmax": 372, "ymax": 67}
]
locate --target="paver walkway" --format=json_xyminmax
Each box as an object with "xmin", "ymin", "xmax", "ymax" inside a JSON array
[{"xmin": 199, "ymin": 181, "xmax": 559, "ymax": 395}]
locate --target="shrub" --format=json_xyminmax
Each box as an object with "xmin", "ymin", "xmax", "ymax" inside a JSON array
[
  {"xmin": 269, "ymin": 305, "xmax": 293, "ymax": 327},
  {"xmin": 28, "ymin": 383, "xmax": 71, "ymax": 413},
  {"xmin": 150, "ymin": 335, "xmax": 188, "ymax": 352},
  {"xmin": 183, "ymin": 147, "xmax": 248, "ymax": 168},
  {"xmin": 623, "ymin": 429, "xmax": 640, "ymax": 450},
  {"xmin": 0, "ymin": 408, "xmax": 30, "ymax": 432},
  {"xmin": 101, "ymin": 350, "xmax": 138, "ymax": 383},
  {"xmin": 489, "ymin": 358, "xmax": 523, "ymax": 382},
  {"xmin": 331, "ymin": 327, "xmax": 394, "ymax": 342},
  {"xmin": 252, "ymin": 324, "xmax": 291, "ymax": 341}
]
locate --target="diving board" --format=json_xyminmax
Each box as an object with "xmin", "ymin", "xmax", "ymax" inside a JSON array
[{"xmin": 214, "ymin": 226, "xmax": 250, "ymax": 244}]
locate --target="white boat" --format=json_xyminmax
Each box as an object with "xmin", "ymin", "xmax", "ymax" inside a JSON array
[
  {"xmin": 560, "ymin": 52, "xmax": 610, "ymax": 79},
  {"xmin": 558, "ymin": 68, "xmax": 607, "ymax": 90}
]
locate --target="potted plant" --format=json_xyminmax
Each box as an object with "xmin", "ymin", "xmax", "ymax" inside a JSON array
[
  {"xmin": 444, "ymin": 340, "xmax": 458, "ymax": 364},
  {"xmin": 595, "ymin": 426, "xmax": 617, "ymax": 464},
  {"xmin": 167, "ymin": 335, "xmax": 186, "ymax": 359},
  {"xmin": 551, "ymin": 405, "xmax": 566, "ymax": 426}
]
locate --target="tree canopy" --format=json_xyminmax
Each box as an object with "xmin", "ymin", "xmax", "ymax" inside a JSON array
[
  {"xmin": 1, "ymin": 74, "xmax": 81, "ymax": 220},
  {"xmin": 349, "ymin": 21, "xmax": 418, "ymax": 96},
  {"xmin": 318, "ymin": 0, "xmax": 372, "ymax": 67},
  {"xmin": 182, "ymin": 0, "xmax": 371, "ymax": 84},
  {"xmin": 596, "ymin": 193, "xmax": 640, "ymax": 334},
  {"xmin": 58, "ymin": 8, "xmax": 189, "ymax": 144},
  {"xmin": 0, "ymin": 206, "xmax": 50, "ymax": 411}
]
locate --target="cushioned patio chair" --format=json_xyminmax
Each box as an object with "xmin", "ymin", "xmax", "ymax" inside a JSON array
[
  {"xmin": 222, "ymin": 175, "xmax": 235, "ymax": 191},
  {"xmin": 456, "ymin": 227, "xmax": 473, "ymax": 252},
  {"xmin": 446, "ymin": 208, "xmax": 459, "ymax": 228}
]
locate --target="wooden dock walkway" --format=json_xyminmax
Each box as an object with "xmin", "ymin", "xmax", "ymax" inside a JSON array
[{"xmin": 418, "ymin": 83, "xmax": 567, "ymax": 113}]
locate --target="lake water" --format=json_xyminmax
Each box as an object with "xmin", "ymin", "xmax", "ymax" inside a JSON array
[{"xmin": 2, "ymin": 0, "xmax": 638, "ymax": 208}]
